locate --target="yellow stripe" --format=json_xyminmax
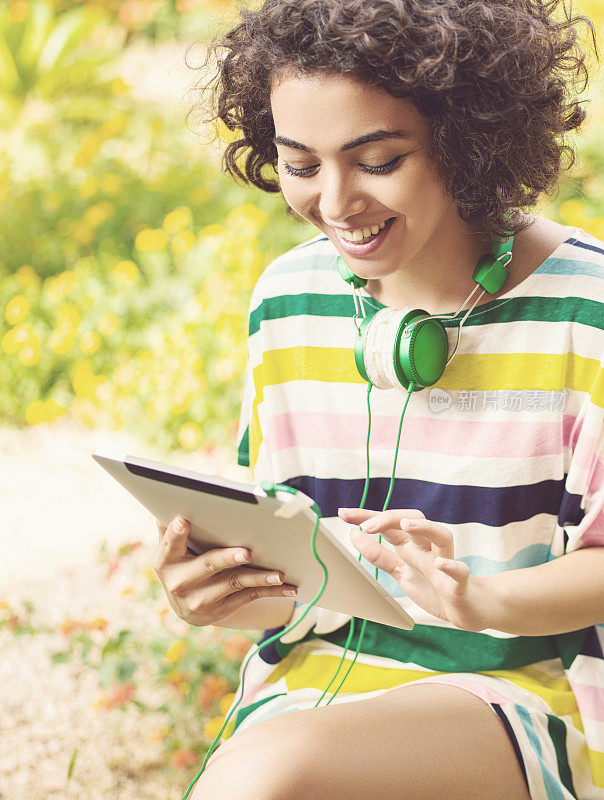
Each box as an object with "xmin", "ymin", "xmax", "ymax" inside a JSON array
[
  {"xmin": 588, "ymin": 748, "xmax": 604, "ymax": 788},
  {"xmin": 482, "ymin": 665, "xmax": 584, "ymax": 733},
  {"xmin": 249, "ymin": 347, "xmax": 603, "ymax": 467},
  {"xmin": 228, "ymin": 651, "xmax": 604, "ymax": 786},
  {"xmin": 264, "ymin": 648, "xmax": 442, "ymax": 694}
]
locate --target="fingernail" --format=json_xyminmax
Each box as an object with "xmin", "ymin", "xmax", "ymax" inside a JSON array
[
  {"xmin": 282, "ymin": 588, "xmax": 297, "ymax": 596},
  {"xmin": 235, "ymin": 551, "xmax": 249, "ymax": 564},
  {"xmin": 175, "ymin": 518, "xmax": 187, "ymax": 533},
  {"xmin": 338, "ymin": 508, "xmax": 349, "ymax": 514},
  {"xmin": 360, "ymin": 520, "xmax": 378, "ymax": 532}
]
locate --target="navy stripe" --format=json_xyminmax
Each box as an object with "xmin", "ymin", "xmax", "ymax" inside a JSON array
[
  {"xmin": 491, "ymin": 703, "xmax": 530, "ymax": 790},
  {"xmin": 283, "ymin": 474, "xmax": 581, "ymax": 527},
  {"xmin": 256, "ymin": 626, "xmax": 288, "ymax": 664},
  {"xmin": 580, "ymin": 626, "xmax": 604, "ymax": 659},
  {"xmin": 567, "ymin": 237, "xmax": 604, "ymax": 257}
]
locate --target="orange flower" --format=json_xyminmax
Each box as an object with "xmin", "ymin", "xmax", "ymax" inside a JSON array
[
  {"xmin": 196, "ymin": 674, "xmax": 230, "ymax": 711},
  {"xmin": 222, "ymin": 634, "xmax": 252, "ymax": 661},
  {"xmin": 170, "ymin": 748, "xmax": 197, "ymax": 769},
  {"xmin": 96, "ymin": 681, "xmax": 136, "ymax": 710},
  {"xmin": 59, "ymin": 618, "xmax": 82, "ymax": 637},
  {"xmin": 85, "ymin": 617, "xmax": 108, "ymax": 633}
]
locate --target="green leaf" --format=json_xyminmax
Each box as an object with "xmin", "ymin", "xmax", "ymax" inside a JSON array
[
  {"xmin": 101, "ymin": 629, "xmax": 131, "ymax": 658},
  {"xmin": 116, "ymin": 658, "xmax": 137, "ymax": 683},
  {"xmin": 51, "ymin": 651, "xmax": 71, "ymax": 664},
  {"xmin": 66, "ymin": 747, "xmax": 78, "ymax": 780}
]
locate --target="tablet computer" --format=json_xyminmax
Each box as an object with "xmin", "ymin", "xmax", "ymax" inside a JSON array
[{"xmin": 92, "ymin": 452, "xmax": 414, "ymax": 631}]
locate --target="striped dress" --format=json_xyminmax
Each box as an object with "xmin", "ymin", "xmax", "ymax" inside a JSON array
[{"xmin": 222, "ymin": 224, "xmax": 604, "ymax": 800}]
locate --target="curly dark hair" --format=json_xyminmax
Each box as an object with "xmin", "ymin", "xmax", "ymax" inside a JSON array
[{"xmin": 191, "ymin": 0, "xmax": 598, "ymax": 240}]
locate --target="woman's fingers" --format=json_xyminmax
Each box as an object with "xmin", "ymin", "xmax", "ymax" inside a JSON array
[
  {"xmin": 349, "ymin": 528, "xmax": 404, "ymax": 576},
  {"xmin": 400, "ymin": 519, "xmax": 455, "ymax": 560},
  {"xmin": 155, "ymin": 517, "xmax": 192, "ymax": 567},
  {"xmin": 339, "ymin": 508, "xmax": 425, "ymax": 527},
  {"xmin": 435, "ymin": 557, "xmax": 470, "ymax": 590}
]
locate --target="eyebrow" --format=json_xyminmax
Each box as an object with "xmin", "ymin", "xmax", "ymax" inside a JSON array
[{"xmin": 273, "ymin": 129, "xmax": 412, "ymax": 153}]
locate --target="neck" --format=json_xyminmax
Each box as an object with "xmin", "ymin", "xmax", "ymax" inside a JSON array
[{"xmin": 365, "ymin": 218, "xmax": 498, "ymax": 313}]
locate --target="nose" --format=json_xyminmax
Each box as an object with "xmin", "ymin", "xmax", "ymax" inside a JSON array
[{"xmin": 318, "ymin": 167, "xmax": 367, "ymax": 225}]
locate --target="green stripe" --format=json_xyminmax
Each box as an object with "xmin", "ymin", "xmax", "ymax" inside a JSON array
[
  {"xmin": 249, "ymin": 293, "xmax": 604, "ymax": 337},
  {"xmin": 237, "ymin": 427, "xmax": 249, "ymax": 467},
  {"xmin": 547, "ymin": 714, "xmax": 576, "ymax": 797},
  {"xmin": 233, "ymin": 692, "xmax": 287, "ymax": 732},
  {"xmin": 290, "ymin": 619, "xmax": 563, "ymax": 672}
]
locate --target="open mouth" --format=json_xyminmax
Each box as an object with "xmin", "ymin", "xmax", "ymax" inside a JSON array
[{"xmin": 333, "ymin": 217, "xmax": 396, "ymax": 255}]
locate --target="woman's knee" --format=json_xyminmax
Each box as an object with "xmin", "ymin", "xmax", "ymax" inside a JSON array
[{"xmin": 189, "ymin": 720, "xmax": 312, "ymax": 800}]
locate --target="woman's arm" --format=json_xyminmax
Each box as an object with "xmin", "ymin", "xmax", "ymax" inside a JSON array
[
  {"xmin": 479, "ymin": 546, "xmax": 604, "ymax": 636},
  {"xmin": 339, "ymin": 508, "xmax": 604, "ymax": 635},
  {"xmin": 217, "ymin": 596, "xmax": 296, "ymax": 631}
]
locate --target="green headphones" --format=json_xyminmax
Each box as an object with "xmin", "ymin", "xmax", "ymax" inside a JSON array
[{"xmin": 337, "ymin": 233, "xmax": 514, "ymax": 391}]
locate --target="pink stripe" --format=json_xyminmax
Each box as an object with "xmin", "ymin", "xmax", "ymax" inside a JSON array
[
  {"xmin": 576, "ymin": 485, "xmax": 604, "ymax": 546},
  {"xmin": 570, "ymin": 681, "xmax": 604, "ymax": 723},
  {"xmin": 401, "ymin": 675, "xmax": 513, "ymax": 705},
  {"xmin": 268, "ymin": 411, "xmax": 569, "ymax": 457}
]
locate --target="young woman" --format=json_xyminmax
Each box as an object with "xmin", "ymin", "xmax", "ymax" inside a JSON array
[{"xmin": 154, "ymin": 1, "xmax": 604, "ymax": 798}]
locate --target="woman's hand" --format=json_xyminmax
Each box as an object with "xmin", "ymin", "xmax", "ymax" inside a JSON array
[
  {"xmin": 154, "ymin": 517, "xmax": 298, "ymax": 627},
  {"xmin": 338, "ymin": 508, "xmax": 491, "ymax": 632}
]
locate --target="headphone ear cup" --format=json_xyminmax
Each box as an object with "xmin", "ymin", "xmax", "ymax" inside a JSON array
[
  {"xmin": 396, "ymin": 311, "xmax": 449, "ymax": 388},
  {"xmin": 355, "ymin": 309, "xmax": 449, "ymax": 390}
]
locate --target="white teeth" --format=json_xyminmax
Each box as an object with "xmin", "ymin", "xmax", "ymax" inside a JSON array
[{"xmin": 340, "ymin": 220, "xmax": 389, "ymax": 243}]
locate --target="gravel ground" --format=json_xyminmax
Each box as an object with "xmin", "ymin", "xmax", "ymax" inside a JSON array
[{"xmin": 0, "ymin": 419, "xmax": 246, "ymax": 800}]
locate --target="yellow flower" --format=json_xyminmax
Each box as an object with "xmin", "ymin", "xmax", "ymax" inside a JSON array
[
  {"xmin": 84, "ymin": 201, "xmax": 115, "ymax": 228},
  {"xmin": 78, "ymin": 177, "xmax": 100, "ymax": 199},
  {"xmin": 46, "ymin": 271, "xmax": 79, "ymax": 303},
  {"xmin": 49, "ymin": 329, "xmax": 75, "ymax": 355},
  {"xmin": 226, "ymin": 203, "xmax": 268, "ymax": 234},
  {"xmin": 25, "ymin": 399, "xmax": 66, "ymax": 425},
  {"xmin": 2, "ymin": 329, "xmax": 18, "ymax": 355},
  {"xmin": 74, "ymin": 136, "xmax": 103, "ymax": 169},
  {"xmin": 165, "ymin": 640, "xmax": 188, "ymax": 663},
  {"xmin": 5, "ymin": 295, "xmax": 29, "ymax": 325},
  {"xmin": 79, "ymin": 330, "xmax": 102, "ymax": 355},
  {"xmin": 203, "ymin": 716, "xmax": 225, "ymax": 741},
  {"xmin": 42, "ymin": 192, "xmax": 62, "ymax": 213},
  {"xmin": 71, "ymin": 222, "xmax": 95, "ymax": 246},
  {"xmin": 178, "ymin": 421, "xmax": 201, "ymax": 450},
  {"xmin": 111, "ymin": 260, "xmax": 140, "ymax": 285},
  {"xmin": 15, "ymin": 265, "xmax": 41, "ymax": 291},
  {"xmin": 171, "ymin": 230, "xmax": 197, "ymax": 255},
  {"xmin": 558, "ymin": 199, "xmax": 585, "ymax": 227},
  {"xmin": 219, "ymin": 692, "xmax": 236, "ymax": 716},
  {"xmin": 8, "ymin": 1, "xmax": 28, "ymax": 23},
  {"xmin": 134, "ymin": 228, "xmax": 168, "ymax": 252},
  {"xmin": 18, "ymin": 338, "xmax": 41, "ymax": 366},
  {"xmin": 163, "ymin": 206, "xmax": 193, "ymax": 234},
  {"xmin": 99, "ymin": 114, "xmax": 129, "ymax": 140},
  {"xmin": 198, "ymin": 223, "xmax": 226, "ymax": 248},
  {"xmin": 97, "ymin": 312, "xmax": 120, "ymax": 336},
  {"xmin": 149, "ymin": 725, "xmax": 171, "ymax": 743},
  {"xmin": 188, "ymin": 185, "xmax": 209, "ymax": 206},
  {"xmin": 72, "ymin": 361, "xmax": 99, "ymax": 400},
  {"xmin": 110, "ymin": 77, "xmax": 130, "ymax": 96},
  {"xmin": 56, "ymin": 304, "xmax": 82, "ymax": 335},
  {"xmin": 100, "ymin": 173, "xmax": 122, "ymax": 196}
]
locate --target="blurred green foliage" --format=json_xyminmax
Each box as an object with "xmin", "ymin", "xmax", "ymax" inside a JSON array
[{"xmin": 0, "ymin": 0, "xmax": 601, "ymax": 454}]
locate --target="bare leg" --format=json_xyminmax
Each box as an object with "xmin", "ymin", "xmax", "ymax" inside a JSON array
[{"xmin": 191, "ymin": 683, "xmax": 532, "ymax": 800}]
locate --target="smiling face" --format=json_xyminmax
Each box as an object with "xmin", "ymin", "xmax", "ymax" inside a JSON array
[{"xmin": 271, "ymin": 71, "xmax": 487, "ymax": 295}]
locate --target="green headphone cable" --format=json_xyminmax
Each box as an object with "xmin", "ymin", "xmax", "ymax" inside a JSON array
[{"xmin": 182, "ymin": 378, "xmax": 416, "ymax": 799}]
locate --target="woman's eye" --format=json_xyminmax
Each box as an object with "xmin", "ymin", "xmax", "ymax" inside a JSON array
[
  {"xmin": 282, "ymin": 156, "xmax": 402, "ymax": 177},
  {"xmin": 282, "ymin": 162, "xmax": 319, "ymax": 177},
  {"xmin": 361, "ymin": 156, "xmax": 402, "ymax": 174}
]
